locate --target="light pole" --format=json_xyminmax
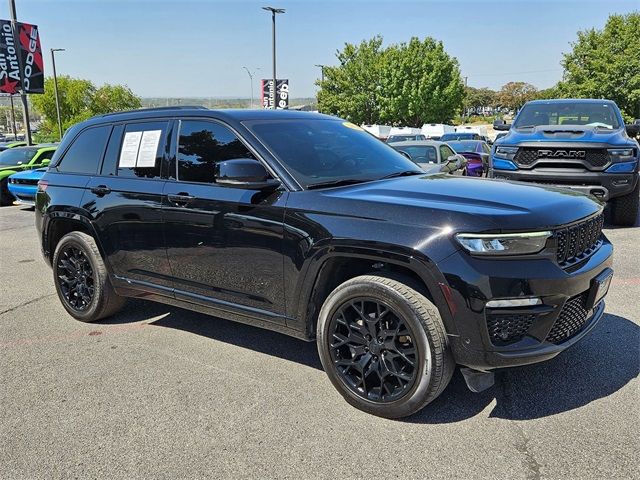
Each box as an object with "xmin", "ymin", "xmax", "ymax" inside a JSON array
[
  {"xmin": 262, "ymin": 6, "xmax": 285, "ymax": 109},
  {"xmin": 8, "ymin": 0, "xmax": 32, "ymax": 145},
  {"xmin": 315, "ymin": 64, "xmax": 326, "ymax": 82},
  {"xmin": 51, "ymin": 48, "xmax": 65, "ymax": 141},
  {"xmin": 243, "ymin": 66, "xmax": 260, "ymax": 109}
]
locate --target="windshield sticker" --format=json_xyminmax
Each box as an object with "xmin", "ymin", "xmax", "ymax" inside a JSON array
[
  {"xmin": 119, "ymin": 131, "xmax": 142, "ymax": 168},
  {"xmin": 343, "ymin": 122, "xmax": 364, "ymax": 131},
  {"xmin": 136, "ymin": 130, "xmax": 162, "ymax": 167}
]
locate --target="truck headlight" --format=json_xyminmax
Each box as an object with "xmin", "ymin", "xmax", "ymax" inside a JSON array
[
  {"xmin": 455, "ymin": 231, "xmax": 551, "ymax": 256},
  {"xmin": 608, "ymin": 148, "xmax": 635, "ymax": 161},
  {"xmin": 493, "ymin": 146, "xmax": 518, "ymax": 161}
]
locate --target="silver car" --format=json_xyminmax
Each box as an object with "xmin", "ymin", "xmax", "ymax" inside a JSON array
[{"xmin": 388, "ymin": 140, "xmax": 468, "ymax": 175}]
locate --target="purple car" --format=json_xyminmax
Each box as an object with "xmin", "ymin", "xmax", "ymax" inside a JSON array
[{"xmin": 447, "ymin": 140, "xmax": 491, "ymax": 177}]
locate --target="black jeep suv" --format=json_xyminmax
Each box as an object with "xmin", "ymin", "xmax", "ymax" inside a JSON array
[{"xmin": 35, "ymin": 108, "xmax": 613, "ymax": 418}]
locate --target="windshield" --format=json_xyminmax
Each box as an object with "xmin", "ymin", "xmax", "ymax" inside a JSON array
[
  {"xmin": 0, "ymin": 148, "xmax": 37, "ymax": 166},
  {"xmin": 387, "ymin": 134, "xmax": 423, "ymax": 143},
  {"xmin": 513, "ymin": 102, "xmax": 622, "ymax": 129},
  {"xmin": 447, "ymin": 141, "xmax": 479, "ymax": 153},
  {"xmin": 393, "ymin": 145, "xmax": 438, "ymax": 163},
  {"xmin": 441, "ymin": 133, "xmax": 477, "ymax": 141},
  {"xmin": 246, "ymin": 119, "xmax": 421, "ymax": 188}
]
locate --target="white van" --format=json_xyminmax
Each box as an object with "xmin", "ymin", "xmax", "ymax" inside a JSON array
[
  {"xmin": 361, "ymin": 124, "xmax": 392, "ymax": 140},
  {"xmin": 421, "ymin": 123, "xmax": 455, "ymax": 140},
  {"xmin": 455, "ymin": 125, "xmax": 489, "ymax": 138}
]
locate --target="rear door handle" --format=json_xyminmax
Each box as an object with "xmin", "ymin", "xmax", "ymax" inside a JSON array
[
  {"xmin": 90, "ymin": 185, "xmax": 111, "ymax": 196},
  {"xmin": 167, "ymin": 193, "xmax": 195, "ymax": 206}
]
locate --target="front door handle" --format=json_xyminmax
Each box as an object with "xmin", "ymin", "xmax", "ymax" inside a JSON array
[
  {"xmin": 90, "ymin": 185, "xmax": 111, "ymax": 196},
  {"xmin": 167, "ymin": 193, "xmax": 195, "ymax": 206}
]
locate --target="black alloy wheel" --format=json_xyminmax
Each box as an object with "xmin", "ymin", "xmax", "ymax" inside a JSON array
[
  {"xmin": 329, "ymin": 298, "xmax": 420, "ymax": 403},
  {"xmin": 56, "ymin": 244, "xmax": 95, "ymax": 312}
]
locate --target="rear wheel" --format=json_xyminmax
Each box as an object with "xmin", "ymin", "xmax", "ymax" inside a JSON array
[
  {"xmin": 317, "ymin": 274, "xmax": 455, "ymax": 419},
  {"xmin": 52, "ymin": 231, "xmax": 125, "ymax": 322},
  {"xmin": 610, "ymin": 181, "xmax": 639, "ymax": 227}
]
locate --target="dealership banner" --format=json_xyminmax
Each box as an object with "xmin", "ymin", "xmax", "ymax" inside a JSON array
[
  {"xmin": 17, "ymin": 22, "xmax": 44, "ymax": 93},
  {"xmin": 261, "ymin": 79, "xmax": 289, "ymax": 109},
  {"xmin": 0, "ymin": 19, "xmax": 43, "ymax": 95},
  {"xmin": 0, "ymin": 19, "xmax": 21, "ymax": 95}
]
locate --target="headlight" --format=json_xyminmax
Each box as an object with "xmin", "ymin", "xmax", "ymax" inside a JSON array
[
  {"xmin": 493, "ymin": 146, "xmax": 518, "ymax": 161},
  {"xmin": 608, "ymin": 148, "xmax": 635, "ymax": 161},
  {"xmin": 455, "ymin": 231, "xmax": 551, "ymax": 256}
]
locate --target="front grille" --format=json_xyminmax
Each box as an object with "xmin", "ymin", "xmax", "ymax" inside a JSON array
[
  {"xmin": 546, "ymin": 293, "xmax": 590, "ymax": 344},
  {"xmin": 486, "ymin": 313, "xmax": 535, "ymax": 345},
  {"xmin": 514, "ymin": 148, "xmax": 609, "ymax": 168},
  {"xmin": 555, "ymin": 213, "xmax": 604, "ymax": 267},
  {"xmin": 11, "ymin": 178, "xmax": 38, "ymax": 185}
]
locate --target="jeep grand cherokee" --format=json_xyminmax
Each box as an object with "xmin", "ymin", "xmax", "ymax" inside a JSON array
[{"xmin": 35, "ymin": 108, "xmax": 613, "ymax": 418}]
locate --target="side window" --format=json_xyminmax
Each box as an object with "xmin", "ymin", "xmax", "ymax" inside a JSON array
[
  {"xmin": 57, "ymin": 125, "xmax": 111, "ymax": 174},
  {"xmin": 440, "ymin": 145, "xmax": 454, "ymax": 160},
  {"xmin": 177, "ymin": 120, "xmax": 255, "ymax": 184},
  {"xmin": 115, "ymin": 121, "xmax": 168, "ymax": 179},
  {"xmin": 38, "ymin": 150, "xmax": 55, "ymax": 162}
]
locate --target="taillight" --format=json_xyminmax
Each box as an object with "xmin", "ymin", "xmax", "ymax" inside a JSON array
[{"xmin": 37, "ymin": 180, "xmax": 48, "ymax": 192}]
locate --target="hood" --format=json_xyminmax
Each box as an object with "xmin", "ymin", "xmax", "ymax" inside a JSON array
[
  {"xmin": 9, "ymin": 168, "xmax": 47, "ymax": 180},
  {"xmin": 496, "ymin": 125, "xmax": 633, "ymax": 147},
  {"xmin": 322, "ymin": 174, "xmax": 602, "ymax": 231}
]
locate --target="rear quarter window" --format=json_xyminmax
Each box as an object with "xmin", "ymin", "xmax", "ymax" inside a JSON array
[{"xmin": 57, "ymin": 125, "xmax": 111, "ymax": 175}]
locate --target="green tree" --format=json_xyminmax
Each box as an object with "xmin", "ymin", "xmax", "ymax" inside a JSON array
[
  {"xmin": 31, "ymin": 76, "xmax": 141, "ymax": 141},
  {"xmin": 463, "ymin": 86, "xmax": 497, "ymax": 113},
  {"xmin": 497, "ymin": 82, "xmax": 538, "ymax": 111},
  {"xmin": 379, "ymin": 37, "xmax": 465, "ymax": 125},
  {"xmin": 557, "ymin": 12, "xmax": 640, "ymax": 120},
  {"xmin": 317, "ymin": 36, "xmax": 464, "ymax": 125},
  {"xmin": 317, "ymin": 36, "xmax": 386, "ymax": 125}
]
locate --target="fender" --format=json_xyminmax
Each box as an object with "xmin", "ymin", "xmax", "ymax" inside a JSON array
[
  {"xmin": 291, "ymin": 240, "xmax": 459, "ymax": 340},
  {"xmin": 0, "ymin": 169, "xmax": 19, "ymax": 180},
  {"xmin": 41, "ymin": 208, "xmax": 111, "ymax": 275}
]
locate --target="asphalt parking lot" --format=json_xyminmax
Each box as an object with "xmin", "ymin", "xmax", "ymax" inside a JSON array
[{"xmin": 0, "ymin": 205, "xmax": 638, "ymax": 480}]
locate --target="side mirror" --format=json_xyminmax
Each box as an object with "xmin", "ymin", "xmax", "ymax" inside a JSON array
[
  {"xmin": 625, "ymin": 123, "xmax": 640, "ymax": 136},
  {"xmin": 41, "ymin": 159, "xmax": 51, "ymax": 166},
  {"xmin": 397, "ymin": 150, "xmax": 412, "ymax": 160},
  {"xmin": 215, "ymin": 158, "xmax": 280, "ymax": 190}
]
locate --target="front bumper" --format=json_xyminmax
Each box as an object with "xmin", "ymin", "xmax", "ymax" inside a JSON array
[
  {"xmin": 437, "ymin": 237, "xmax": 614, "ymax": 370},
  {"xmin": 490, "ymin": 168, "xmax": 637, "ymax": 201},
  {"xmin": 7, "ymin": 184, "xmax": 36, "ymax": 205}
]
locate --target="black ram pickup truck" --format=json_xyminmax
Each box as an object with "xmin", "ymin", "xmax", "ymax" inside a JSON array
[{"xmin": 36, "ymin": 108, "xmax": 613, "ymax": 418}]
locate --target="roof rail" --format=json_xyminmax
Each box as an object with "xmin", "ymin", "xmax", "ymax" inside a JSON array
[{"xmin": 97, "ymin": 105, "xmax": 209, "ymax": 118}]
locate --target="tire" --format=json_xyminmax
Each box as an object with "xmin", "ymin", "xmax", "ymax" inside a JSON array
[
  {"xmin": 0, "ymin": 178, "xmax": 13, "ymax": 206},
  {"xmin": 52, "ymin": 231, "xmax": 125, "ymax": 322},
  {"xmin": 317, "ymin": 274, "xmax": 455, "ymax": 419},
  {"xmin": 610, "ymin": 181, "xmax": 639, "ymax": 227}
]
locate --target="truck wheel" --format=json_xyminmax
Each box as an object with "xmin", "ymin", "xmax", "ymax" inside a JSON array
[
  {"xmin": 317, "ymin": 274, "xmax": 455, "ymax": 419},
  {"xmin": 52, "ymin": 231, "xmax": 126, "ymax": 322},
  {"xmin": 610, "ymin": 181, "xmax": 639, "ymax": 227}
]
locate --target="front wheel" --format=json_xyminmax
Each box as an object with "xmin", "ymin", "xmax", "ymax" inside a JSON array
[
  {"xmin": 610, "ymin": 181, "xmax": 639, "ymax": 227},
  {"xmin": 0, "ymin": 178, "xmax": 13, "ymax": 206},
  {"xmin": 317, "ymin": 274, "xmax": 455, "ymax": 419}
]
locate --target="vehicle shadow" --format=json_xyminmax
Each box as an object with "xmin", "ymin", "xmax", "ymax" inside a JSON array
[
  {"xmin": 98, "ymin": 303, "xmax": 638, "ymax": 422},
  {"xmin": 96, "ymin": 299, "xmax": 323, "ymax": 370},
  {"xmin": 407, "ymin": 313, "xmax": 639, "ymax": 423}
]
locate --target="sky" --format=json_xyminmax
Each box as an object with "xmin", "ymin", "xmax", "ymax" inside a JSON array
[{"xmin": 7, "ymin": 0, "xmax": 639, "ymax": 98}]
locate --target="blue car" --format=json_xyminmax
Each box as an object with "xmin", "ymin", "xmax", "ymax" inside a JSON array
[{"xmin": 7, "ymin": 167, "xmax": 47, "ymax": 205}]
